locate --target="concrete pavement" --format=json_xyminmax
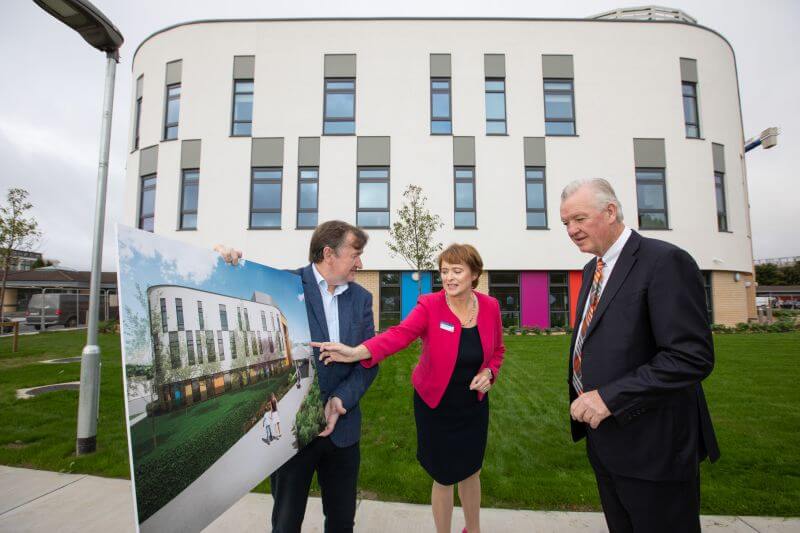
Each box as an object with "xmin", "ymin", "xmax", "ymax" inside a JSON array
[{"xmin": 1, "ymin": 466, "xmax": 798, "ymax": 532}]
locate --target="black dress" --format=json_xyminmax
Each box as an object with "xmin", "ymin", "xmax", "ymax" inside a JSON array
[{"xmin": 414, "ymin": 326, "xmax": 489, "ymax": 485}]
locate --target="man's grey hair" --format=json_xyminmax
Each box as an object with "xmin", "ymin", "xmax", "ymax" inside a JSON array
[{"xmin": 560, "ymin": 178, "xmax": 624, "ymax": 222}]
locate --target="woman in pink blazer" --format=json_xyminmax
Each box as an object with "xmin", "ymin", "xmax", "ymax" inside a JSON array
[{"xmin": 314, "ymin": 244, "xmax": 505, "ymax": 533}]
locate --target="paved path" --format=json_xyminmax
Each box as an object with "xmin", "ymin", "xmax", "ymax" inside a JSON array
[{"xmin": 1, "ymin": 465, "xmax": 798, "ymax": 532}]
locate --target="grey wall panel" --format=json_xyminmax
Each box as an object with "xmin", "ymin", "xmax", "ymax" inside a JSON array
[
  {"xmin": 181, "ymin": 140, "xmax": 202, "ymax": 169},
  {"xmin": 484, "ymin": 54, "xmax": 506, "ymax": 77},
  {"xmin": 712, "ymin": 143, "xmax": 725, "ymax": 173},
  {"xmin": 233, "ymin": 56, "xmax": 255, "ymax": 79},
  {"xmin": 523, "ymin": 137, "xmax": 546, "ymax": 166},
  {"xmin": 542, "ymin": 55, "xmax": 574, "ymax": 78},
  {"xmin": 453, "ymin": 137, "xmax": 475, "ymax": 166},
  {"xmin": 357, "ymin": 137, "xmax": 390, "ymax": 166},
  {"xmin": 298, "ymin": 137, "xmax": 321, "ymax": 166},
  {"xmin": 324, "ymin": 54, "xmax": 356, "ymax": 77},
  {"xmin": 135, "ymin": 75, "xmax": 143, "ymax": 99},
  {"xmin": 680, "ymin": 58, "xmax": 698, "ymax": 83},
  {"xmin": 139, "ymin": 146, "xmax": 158, "ymax": 176},
  {"xmin": 251, "ymin": 138, "xmax": 284, "ymax": 167},
  {"xmin": 633, "ymin": 138, "xmax": 666, "ymax": 167},
  {"xmin": 165, "ymin": 60, "xmax": 182, "ymax": 85},
  {"xmin": 430, "ymin": 54, "xmax": 452, "ymax": 77}
]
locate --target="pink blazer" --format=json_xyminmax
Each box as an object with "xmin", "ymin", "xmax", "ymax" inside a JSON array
[{"xmin": 362, "ymin": 290, "xmax": 505, "ymax": 409}]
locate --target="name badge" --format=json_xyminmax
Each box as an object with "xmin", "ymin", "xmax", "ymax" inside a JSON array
[{"xmin": 439, "ymin": 321, "xmax": 455, "ymax": 333}]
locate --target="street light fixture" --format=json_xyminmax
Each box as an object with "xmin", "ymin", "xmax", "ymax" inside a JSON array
[
  {"xmin": 745, "ymin": 126, "xmax": 779, "ymax": 153},
  {"xmin": 32, "ymin": 0, "xmax": 123, "ymax": 456}
]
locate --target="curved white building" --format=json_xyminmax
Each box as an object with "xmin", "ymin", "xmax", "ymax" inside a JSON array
[{"xmin": 125, "ymin": 9, "xmax": 756, "ymax": 328}]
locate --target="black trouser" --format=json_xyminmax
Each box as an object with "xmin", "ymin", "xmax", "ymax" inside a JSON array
[
  {"xmin": 270, "ymin": 436, "xmax": 360, "ymax": 533},
  {"xmin": 587, "ymin": 439, "xmax": 701, "ymax": 533}
]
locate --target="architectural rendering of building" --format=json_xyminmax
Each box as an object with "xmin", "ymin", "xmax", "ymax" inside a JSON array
[{"xmin": 125, "ymin": 7, "xmax": 757, "ymax": 328}]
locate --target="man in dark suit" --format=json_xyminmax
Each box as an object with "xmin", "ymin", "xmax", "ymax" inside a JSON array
[
  {"xmin": 559, "ymin": 179, "xmax": 720, "ymax": 532},
  {"xmin": 217, "ymin": 220, "xmax": 378, "ymax": 533}
]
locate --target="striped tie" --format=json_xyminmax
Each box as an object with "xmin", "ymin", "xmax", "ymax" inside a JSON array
[{"xmin": 572, "ymin": 258, "xmax": 605, "ymax": 396}]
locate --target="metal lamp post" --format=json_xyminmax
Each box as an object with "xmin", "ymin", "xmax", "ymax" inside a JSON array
[{"xmin": 32, "ymin": 0, "xmax": 123, "ymax": 455}]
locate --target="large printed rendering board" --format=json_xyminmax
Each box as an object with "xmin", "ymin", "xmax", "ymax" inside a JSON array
[{"xmin": 116, "ymin": 225, "xmax": 325, "ymax": 532}]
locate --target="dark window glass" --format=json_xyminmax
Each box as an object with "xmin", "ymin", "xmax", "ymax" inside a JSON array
[
  {"xmin": 682, "ymin": 82, "xmax": 700, "ymax": 138},
  {"xmin": 549, "ymin": 271, "xmax": 570, "ymax": 328},
  {"xmin": 702, "ymin": 271, "xmax": 713, "ymax": 324},
  {"xmin": 217, "ymin": 331, "xmax": 225, "ymax": 360},
  {"xmin": 432, "ymin": 271, "xmax": 443, "ymax": 292},
  {"xmin": 489, "ymin": 271, "xmax": 519, "ymax": 327},
  {"xmin": 636, "ymin": 168, "xmax": 669, "ymax": 230},
  {"xmin": 175, "ymin": 298, "xmax": 184, "ymax": 331},
  {"xmin": 230, "ymin": 334, "xmax": 238, "ymax": 359},
  {"xmin": 205, "ymin": 330, "xmax": 216, "ymax": 362},
  {"xmin": 139, "ymin": 175, "xmax": 157, "ymax": 232},
  {"xmin": 454, "ymin": 167, "xmax": 476, "ymax": 228},
  {"xmin": 357, "ymin": 167, "xmax": 390, "ymax": 228},
  {"xmin": 250, "ymin": 167, "xmax": 282, "ymax": 228},
  {"xmin": 297, "ymin": 167, "xmax": 319, "ymax": 228},
  {"xmin": 186, "ymin": 330, "xmax": 195, "ymax": 365},
  {"xmin": 244, "ymin": 308, "xmax": 250, "ymax": 331},
  {"xmin": 485, "ymin": 78, "xmax": 507, "ymax": 134},
  {"xmin": 323, "ymin": 78, "xmax": 355, "ymax": 134},
  {"xmin": 544, "ymin": 78, "xmax": 575, "ymax": 136},
  {"xmin": 169, "ymin": 331, "xmax": 181, "ymax": 369},
  {"xmin": 715, "ymin": 171, "xmax": 728, "ymax": 232},
  {"xmin": 133, "ymin": 95, "xmax": 142, "ymax": 150},
  {"xmin": 431, "ymin": 77, "xmax": 452, "ymax": 134},
  {"xmin": 261, "ymin": 310, "xmax": 267, "ymax": 330},
  {"xmin": 160, "ymin": 297, "xmax": 168, "ymax": 333},
  {"xmin": 219, "ymin": 304, "xmax": 228, "ymax": 331},
  {"xmin": 194, "ymin": 330, "xmax": 203, "ymax": 364},
  {"xmin": 180, "ymin": 169, "xmax": 199, "ymax": 230},
  {"xmin": 197, "ymin": 301, "xmax": 204, "ymax": 330},
  {"xmin": 379, "ymin": 272, "xmax": 401, "ymax": 330},
  {"xmin": 232, "ymin": 79, "xmax": 254, "ymax": 136},
  {"xmin": 525, "ymin": 167, "xmax": 547, "ymax": 229},
  {"xmin": 164, "ymin": 83, "xmax": 180, "ymax": 140}
]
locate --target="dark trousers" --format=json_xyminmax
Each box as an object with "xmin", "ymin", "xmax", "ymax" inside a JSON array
[
  {"xmin": 587, "ymin": 439, "xmax": 701, "ymax": 533},
  {"xmin": 270, "ymin": 436, "xmax": 360, "ymax": 533}
]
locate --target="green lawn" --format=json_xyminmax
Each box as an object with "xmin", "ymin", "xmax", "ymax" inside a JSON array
[{"xmin": 1, "ymin": 330, "xmax": 798, "ymax": 516}]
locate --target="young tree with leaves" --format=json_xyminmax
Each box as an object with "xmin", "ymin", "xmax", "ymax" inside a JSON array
[
  {"xmin": 386, "ymin": 185, "xmax": 444, "ymax": 296},
  {"xmin": 0, "ymin": 188, "xmax": 40, "ymax": 323}
]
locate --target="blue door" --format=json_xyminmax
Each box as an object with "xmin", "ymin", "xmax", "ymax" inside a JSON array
[{"xmin": 401, "ymin": 272, "xmax": 432, "ymax": 319}]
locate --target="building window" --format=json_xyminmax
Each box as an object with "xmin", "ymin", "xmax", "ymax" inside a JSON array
[
  {"xmin": 261, "ymin": 310, "xmax": 267, "ymax": 330},
  {"xmin": 186, "ymin": 330, "xmax": 195, "ymax": 365},
  {"xmin": 544, "ymin": 79, "xmax": 575, "ymax": 136},
  {"xmin": 237, "ymin": 307, "xmax": 243, "ymax": 330},
  {"xmin": 179, "ymin": 169, "xmax": 199, "ymax": 230},
  {"xmin": 159, "ymin": 298, "xmax": 168, "ymax": 333},
  {"xmin": 702, "ymin": 271, "xmax": 713, "ymax": 324},
  {"xmin": 217, "ymin": 331, "xmax": 225, "ymax": 360},
  {"xmin": 175, "ymin": 298, "xmax": 184, "ymax": 331},
  {"xmin": 194, "ymin": 330, "xmax": 203, "ymax": 364},
  {"xmin": 525, "ymin": 167, "xmax": 547, "ymax": 229},
  {"xmin": 231, "ymin": 80, "xmax": 253, "ymax": 136},
  {"xmin": 489, "ymin": 271, "xmax": 520, "ymax": 328},
  {"xmin": 197, "ymin": 301, "xmax": 204, "ymax": 330},
  {"xmin": 431, "ymin": 78, "xmax": 452, "ymax": 134},
  {"xmin": 432, "ymin": 271, "xmax": 443, "ymax": 292},
  {"xmin": 169, "ymin": 332, "xmax": 181, "ymax": 369},
  {"xmin": 243, "ymin": 308, "xmax": 251, "ymax": 331},
  {"xmin": 297, "ymin": 167, "xmax": 319, "ymax": 228},
  {"xmin": 715, "ymin": 171, "xmax": 728, "ymax": 232},
  {"xmin": 250, "ymin": 168, "xmax": 282, "ymax": 229},
  {"xmin": 485, "ymin": 78, "xmax": 507, "ymax": 135},
  {"xmin": 323, "ymin": 78, "xmax": 355, "ymax": 135},
  {"xmin": 133, "ymin": 94, "xmax": 142, "ymax": 150},
  {"xmin": 163, "ymin": 83, "xmax": 180, "ymax": 140},
  {"xmin": 230, "ymin": 334, "xmax": 238, "ymax": 359},
  {"xmin": 454, "ymin": 167, "xmax": 476, "ymax": 228},
  {"xmin": 379, "ymin": 272, "xmax": 401, "ymax": 330},
  {"xmin": 682, "ymin": 82, "xmax": 700, "ymax": 138},
  {"xmin": 357, "ymin": 167, "xmax": 390, "ymax": 228},
  {"xmin": 205, "ymin": 330, "xmax": 215, "ymax": 362},
  {"xmin": 138, "ymin": 174, "xmax": 156, "ymax": 232},
  {"xmin": 219, "ymin": 304, "xmax": 229, "ymax": 331},
  {"xmin": 548, "ymin": 272, "xmax": 570, "ymax": 328},
  {"xmin": 636, "ymin": 168, "xmax": 668, "ymax": 230}
]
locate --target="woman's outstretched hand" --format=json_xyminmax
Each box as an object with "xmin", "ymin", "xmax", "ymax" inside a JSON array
[{"xmin": 311, "ymin": 342, "xmax": 370, "ymax": 365}]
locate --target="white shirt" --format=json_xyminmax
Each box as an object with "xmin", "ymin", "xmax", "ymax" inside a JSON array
[
  {"xmin": 579, "ymin": 225, "xmax": 633, "ymax": 325},
  {"xmin": 312, "ymin": 263, "xmax": 349, "ymax": 343}
]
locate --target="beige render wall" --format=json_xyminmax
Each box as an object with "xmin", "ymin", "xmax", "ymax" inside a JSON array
[
  {"xmin": 354, "ymin": 270, "xmax": 380, "ymax": 331},
  {"xmin": 1, "ymin": 288, "xmax": 18, "ymax": 315},
  {"xmin": 712, "ymin": 270, "xmax": 753, "ymax": 326}
]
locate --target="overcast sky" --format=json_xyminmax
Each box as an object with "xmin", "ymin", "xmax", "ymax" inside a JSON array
[{"xmin": 1, "ymin": 0, "xmax": 797, "ymax": 270}]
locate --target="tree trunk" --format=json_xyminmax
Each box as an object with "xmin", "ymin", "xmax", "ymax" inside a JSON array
[{"xmin": 0, "ymin": 263, "xmax": 9, "ymax": 324}]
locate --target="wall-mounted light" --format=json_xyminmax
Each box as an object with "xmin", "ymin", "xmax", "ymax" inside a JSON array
[
  {"xmin": 734, "ymin": 272, "xmax": 741, "ymax": 282},
  {"xmin": 744, "ymin": 281, "xmax": 752, "ymax": 288}
]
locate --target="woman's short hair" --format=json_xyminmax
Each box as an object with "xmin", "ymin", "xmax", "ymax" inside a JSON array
[{"xmin": 438, "ymin": 244, "xmax": 484, "ymax": 289}]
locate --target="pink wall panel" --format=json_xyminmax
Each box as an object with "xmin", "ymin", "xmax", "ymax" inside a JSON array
[{"xmin": 520, "ymin": 271, "xmax": 549, "ymax": 328}]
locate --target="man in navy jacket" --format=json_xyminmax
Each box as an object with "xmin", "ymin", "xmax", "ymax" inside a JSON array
[
  {"xmin": 218, "ymin": 220, "xmax": 377, "ymax": 533},
  {"xmin": 560, "ymin": 180, "xmax": 719, "ymax": 533}
]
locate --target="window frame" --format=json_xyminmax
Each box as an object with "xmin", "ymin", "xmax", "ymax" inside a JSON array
[
  {"xmin": 525, "ymin": 166, "xmax": 548, "ymax": 229},
  {"xmin": 178, "ymin": 168, "xmax": 199, "ymax": 230},
  {"xmin": 379, "ymin": 271, "xmax": 401, "ymax": 330},
  {"xmin": 138, "ymin": 174, "xmax": 157, "ymax": 232},
  {"xmin": 219, "ymin": 304, "xmax": 229, "ymax": 331},
  {"xmin": 163, "ymin": 82, "xmax": 181, "ymax": 141},
  {"xmin": 543, "ymin": 78, "xmax": 576, "ymax": 136},
  {"xmin": 249, "ymin": 167, "xmax": 283, "ymax": 229},
  {"xmin": 231, "ymin": 78, "xmax": 254, "ymax": 137},
  {"xmin": 356, "ymin": 166, "xmax": 390, "ymax": 229},
  {"xmin": 430, "ymin": 77, "xmax": 452, "ymax": 135},
  {"xmin": 323, "ymin": 77, "xmax": 356, "ymax": 135},
  {"xmin": 714, "ymin": 171, "xmax": 728, "ymax": 232},
  {"xmin": 489, "ymin": 271, "xmax": 520, "ymax": 327},
  {"xmin": 548, "ymin": 271, "xmax": 570, "ymax": 328},
  {"xmin": 296, "ymin": 167, "xmax": 320, "ymax": 229},
  {"xmin": 484, "ymin": 77, "xmax": 507, "ymax": 135},
  {"xmin": 454, "ymin": 166, "xmax": 477, "ymax": 229},
  {"xmin": 635, "ymin": 167, "xmax": 670, "ymax": 230},
  {"xmin": 682, "ymin": 81, "xmax": 701, "ymax": 139},
  {"xmin": 133, "ymin": 92, "xmax": 143, "ymax": 150}
]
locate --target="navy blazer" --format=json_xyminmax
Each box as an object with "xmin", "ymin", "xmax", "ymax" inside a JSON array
[
  {"xmin": 568, "ymin": 231, "xmax": 720, "ymax": 481},
  {"xmin": 291, "ymin": 264, "xmax": 378, "ymax": 448}
]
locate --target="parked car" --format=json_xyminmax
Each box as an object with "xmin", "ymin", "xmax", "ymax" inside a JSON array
[
  {"xmin": 26, "ymin": 293, "xmax": 89, "ymax": 329},
  {"xmin": 779, "ymin": 299, "xmax": 800, "ymax": 309}
]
